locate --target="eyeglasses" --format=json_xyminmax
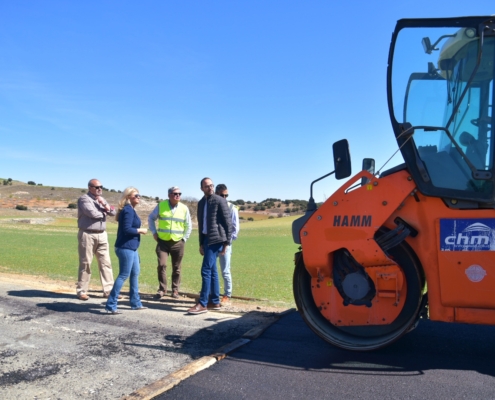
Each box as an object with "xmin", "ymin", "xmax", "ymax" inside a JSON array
[
  {"xmin": 172, "ymin": 192, "xmax": 182, "ymax": 196},
  {"xmin": 90, "ymin": 185, "xmax": 103, "ymax": 190},
  {"xmin": 204, "ymin": 184, "xmax": 214, "ymax": 189},
  {"xmin": 219, "ymin": 194, "xmax": 228, "ymax": 198}
]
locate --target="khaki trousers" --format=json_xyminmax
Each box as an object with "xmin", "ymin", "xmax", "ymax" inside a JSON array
[
  {"xmin": 156, "ymin": 238, "xmax": 185, "ymax": 294},
  {"xmin": 76, "ymin": 230, "xmax": 114, "ymax": 295}
]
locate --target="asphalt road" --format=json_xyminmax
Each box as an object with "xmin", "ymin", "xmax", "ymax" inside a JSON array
[
  {"xmin": 0, "ymin": 276, "xmax": 280, "ymax": 400},
  {"xmin": 157, "ymin": 311, "xmax": 495, "ymax": 400}
]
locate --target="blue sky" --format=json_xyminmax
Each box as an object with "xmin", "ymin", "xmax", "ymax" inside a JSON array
[{"xmin": 0, "ymin": 1, "xmax": 493, "ymax": 202}]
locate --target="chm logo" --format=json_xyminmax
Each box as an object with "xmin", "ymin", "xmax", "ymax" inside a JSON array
[{"xmin": 440, "ymin": 219, "xmax": 495, "ymax": 251}]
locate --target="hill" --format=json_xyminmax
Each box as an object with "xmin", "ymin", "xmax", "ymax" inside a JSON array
[{"xmin": 0, "ymin": 180, "xmax": 310, "ymax": 224}]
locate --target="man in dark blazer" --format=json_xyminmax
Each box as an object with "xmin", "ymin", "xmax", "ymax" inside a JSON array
[{"xmin": 188, "ymin": 177, "xmax": 232, "ymax": 314}]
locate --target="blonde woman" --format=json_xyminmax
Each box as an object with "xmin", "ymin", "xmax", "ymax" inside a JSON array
[{"xmin": 105, "ymin": 187, "xmax": 148, "ymax": 314}]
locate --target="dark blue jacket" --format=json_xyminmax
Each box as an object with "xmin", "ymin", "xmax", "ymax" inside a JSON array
[
  {"xmin": 115, "ymin": 204, "xmax": 141, "ymax": 250},
  {"xmin": 197, "ymin": 194, "xmax": 232, "ymax": 246}
]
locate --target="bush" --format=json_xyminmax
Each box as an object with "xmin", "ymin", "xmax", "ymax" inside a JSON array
[
  {"xmin": 239, "ymin": 216, "xmax": 244, "ymax": 220},
  {"xmin": 247, "ymin": 217, "xmax": 254, "ymax": 221},
  {"xmin": 37, "ymin": 183, "xmax": 42, "ymax": 186},
  {"xmin": 51, "ymin": 187, "xmax": 55, "ymax": 190},
  {"xmin": 27, "ymin": 181, "xmax": 36, "ymax": 185},
  {"xmin": 68, "ymin": 203, "xmax": 77, "ymax": 209},
  {"xmin": 285, "ymin": 208, "xmax": 291, "ymax": 213},
  {"xmin": 15, "ymin": 205, "xmax": 28, "ymax": 210},
  {"xmin": 268, "ymin": 216, "xmax": 274, "ymax": 219},
  {"xmin": 81, "ymin": 189, "xmax": 85, "ymax": 192},
  {"xmin": 240, "ymin": 206, "xmax": 246, "ymax": 211}
]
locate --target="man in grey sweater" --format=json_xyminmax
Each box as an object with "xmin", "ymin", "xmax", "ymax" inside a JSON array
[{"xmin": 188, "ymin": 177, "xmax": 232, "ymax": 314}]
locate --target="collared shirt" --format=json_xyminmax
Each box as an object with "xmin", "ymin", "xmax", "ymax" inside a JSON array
[
  {"xmin": 77, "ymin": 192, "xmax": 116, "ymax": 231},
  {"xmin": 228, "ymin": 202, "xmax": 240, "ymax": 242},
  {"xmin": 148, "ymin": 201, "xmax": 192, "ymax": 241}
]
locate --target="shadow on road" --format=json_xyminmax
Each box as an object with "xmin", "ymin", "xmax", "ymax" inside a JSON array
[
  {"xmin": 7, "ymin": 289, "xmax": 75, "ymax": 300},
  {"xmin": 6, "ymin": 288, "xmax": 279, "ymax": 361}
]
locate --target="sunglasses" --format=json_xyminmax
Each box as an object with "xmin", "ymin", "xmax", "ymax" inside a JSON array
[
  {"xmin": 172, "ymin": 192, "xmax": 182, "ymax": 196},
  {"xmin": 134, "ymin": 194, "xmax": 141, "ymax": 199},
  {"xmin": 219, "ymin": 194, "xmax": 228, "ymax": 198},
  {"xmin": 91, "ymin": 185, "xmax": 103, "ymax": 190}
]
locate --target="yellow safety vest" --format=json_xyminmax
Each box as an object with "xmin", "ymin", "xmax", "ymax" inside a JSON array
[{"xmin": 158, "ymin": 201, "xmax": 188, "ymax": 241}]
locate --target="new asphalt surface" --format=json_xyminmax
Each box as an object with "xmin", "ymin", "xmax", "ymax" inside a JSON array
[{"xmin": 156, "ymin": 311, "xmax": 495, "ymax": 399}]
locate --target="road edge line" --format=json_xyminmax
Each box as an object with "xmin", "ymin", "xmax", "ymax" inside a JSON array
[{"xmin": 122, "ymin": 308, "xmax": 296, "ymax": 399}]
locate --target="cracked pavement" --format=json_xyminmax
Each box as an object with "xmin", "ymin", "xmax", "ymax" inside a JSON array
[{"xmin": 0, "ymin": 276, "xmax": 280, "ymax": 399}]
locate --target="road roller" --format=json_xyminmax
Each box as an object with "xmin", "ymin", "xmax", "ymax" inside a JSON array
[{"xmin": 292, "ymin": 15, "xmax": 495, "ymax": 350}]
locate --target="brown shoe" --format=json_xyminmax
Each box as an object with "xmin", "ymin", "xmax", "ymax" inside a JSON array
[
  {"xmin": 171, "ymin": 290, "xmax": 180, "ymax": 299},
  {"xmin": 187, "ymin": 303, "xmax": 208, "ymax": 315},
  {"xmin": 154, "ymin": 292, "xmax": 165, "ymax": 300},
  {"xmin": 103, "ymin": 293, "xmax": 123, "ymax": 299},
  {"xmin": 208, "ymin": 303, "xmax": 221, "ymax": 310},
  {"xmin": 77, "ymin": 293, "xmax": 89, "ymax": 301},
  {"xmin": 221, "ymin": 295, "xmax": 231, "ymax": 304}
]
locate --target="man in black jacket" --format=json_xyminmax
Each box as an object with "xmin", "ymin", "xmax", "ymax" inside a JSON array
[{"xmin": 188, "ymin": 177, "xmax": 232, "ymax": 314}]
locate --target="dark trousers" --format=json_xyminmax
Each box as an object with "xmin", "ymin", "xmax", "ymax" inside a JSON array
[{"xmin": 156, "ymin": 238, "xmax": 185, "ymax": 294}]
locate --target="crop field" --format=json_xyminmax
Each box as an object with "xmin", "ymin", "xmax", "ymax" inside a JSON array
[{"xmin": 0, "ymin": 215, "xmax": 299, "ymax": 307}]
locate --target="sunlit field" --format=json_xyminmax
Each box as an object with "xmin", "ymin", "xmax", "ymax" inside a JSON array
[{"xmin": 0, "ymin": 215, "xmax": 300, "ymax": 307}]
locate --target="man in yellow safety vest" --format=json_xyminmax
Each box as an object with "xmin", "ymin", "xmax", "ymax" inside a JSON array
[{"xmin": 148, "ymin": 186, "xmax": 192, "ymax": 299}]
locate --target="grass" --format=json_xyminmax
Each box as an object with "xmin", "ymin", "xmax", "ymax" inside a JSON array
[
  {"xmin": 239, "ymin": 212, "xmax": 273, "ymax": 221},
  {"xmin": 0, "ymin": 215, "xmax": 299, "ymax": 307}
]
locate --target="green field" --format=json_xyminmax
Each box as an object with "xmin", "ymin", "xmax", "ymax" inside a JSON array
[{"xmin": 0, "ymin": 216, "xmax": 299, "ymax": 307}]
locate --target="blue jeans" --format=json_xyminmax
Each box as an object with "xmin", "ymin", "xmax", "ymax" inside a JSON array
[
  {"xmin": 105, "ymin": 247, "xmax": 142, "ymax": 312},
  {"xmin": 199, "ymin": 237, "xmax": 223, "ymax": 307},
  {"xmin": 218, "ymin": 245, "xmax": 232, "ymax": 297}
]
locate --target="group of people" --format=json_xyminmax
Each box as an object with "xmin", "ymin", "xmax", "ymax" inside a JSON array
[{"xmin": 75, "ymin": 178, "xmax": 240, "ymax": 315}]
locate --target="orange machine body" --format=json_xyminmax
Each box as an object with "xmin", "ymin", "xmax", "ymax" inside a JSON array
[{"xmin": 300, "ymin": 169, "xmax": 495, "ymax": 327}]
